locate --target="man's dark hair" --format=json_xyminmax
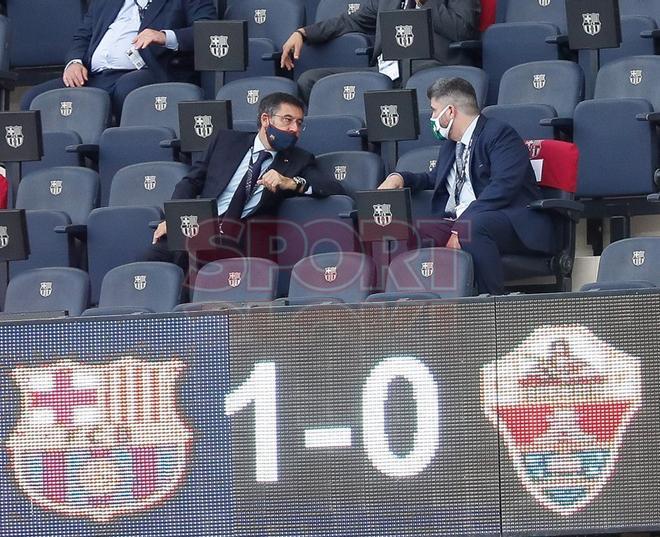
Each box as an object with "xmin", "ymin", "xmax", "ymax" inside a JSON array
[
  {"xmin": 257, "ymin": 92, "xmax": 306, "ymax": 128},
  {"xmin": 427, "ymin": 77, "xmax": 480, "ymax": 115}
]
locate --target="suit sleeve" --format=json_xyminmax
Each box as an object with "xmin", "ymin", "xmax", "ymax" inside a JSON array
[
  {"xmin": 300, "ymin": 155, "xmax": 346, "ymax": 197},
  {"xmin": 458, "ymin": 127, "xmax": 531, "ymax": 220},
  {"xmin": 171, "ymin": 133, "xmax": 221, "ymax": 199},
  {"xmin": 172, "ymin": 0, "xmax": 218, "ymax": 52},
  {"xmin": 66, "ymin": 3, "xmax": 94, "ymax": 64},
  {"xmin": 428, "ymin": 0, "xmax": 480, "ymax": 42},
  {"xmin": 303, "ymin": 0, "xmax": 378, "ymax": 43}
]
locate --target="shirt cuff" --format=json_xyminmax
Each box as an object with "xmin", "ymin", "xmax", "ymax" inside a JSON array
[
  {"xmin": 64, "ymin": 59, "xmax": 83, "ymax": 71},
  {"xmin": 163, "ymin": 30, "xmax": 179, "ymax": 50}
]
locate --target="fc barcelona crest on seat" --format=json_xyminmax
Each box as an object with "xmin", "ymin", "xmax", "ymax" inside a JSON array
[
  {"xmin": 630, "ymin": 69, "xmax": 642, "ymax": 85},
  {"xmin": 209, "ymin": 35, "xmax": 229, "ymax": 59},
  {"xmin": 154, "ymin": 96, "xmax": 167, "ymax": 112},
  {"xmin": 193, "ymin": 115, "xmax": 213, "ymax": 138},
  {"xmin": 348, "ymin": 3, "xmax": 361, "ymax": 14},
  {"xmin": 582, "ymin": 13, "xmax": 601, "ymax": 36},
  {"xmin": 324, "ymin": 266, "xmax": 337, "ymax": 283},
  {"xmin": 373, "ymin": 204, "xmax": 392, "ymax": 227},
  {"xmin": 343, "ymin": 85, "xmax": 356, "ymax": 101},
  {"xmin": 134, "ymin": 275, "xmax": 147, "ymax": 290},
  {"xmin": 228, "ymin": 271, "xmax": 242, "ymax": 287},
  {"xmin": 5, "ymin": 125, "xmax": 24, "ymax": 149},
  {"xmin": 50, "ymin": 180, "xmax": 63, "ymax": 196},
  {"xmin": 533, "ymin": 74, "xmax": 546, "ymax": 90},
  {"xmin": 380, "ymin": 105, "xmax": 399, "ymax": 128},
  {"xmin": 538, "ymin": 0, "xmax": 551, "ymax": 6},
  {"xmin": 144, "ymin": 175, "xmax": 157, "ymax": 191},
  {"xmin": 482, "ymin": 326, "xmax": 641, "ymax": 515},
  {"xmin": 6, "ymin": 358, "xmax": 193, "ymax": 522},
  {"xmin": 39, "ymin": 281, "xmax": 53, "ymax": 297},
  {"xmin": 60, "ymin": 101, "xmax": 73, "ymax": 117},
  {"xmin": 246, "ymin": 89, "xmax": 260, "ymax": 105},
  {"xmin": 420, "ymin": 262, "xmax": 434, "ymax": 278},
  {"xmin": 0, "ymin": 225, "xmax": 9, "ymax": 248},
  {"xmin": 334, "ymin": 165, "xmax": 347, "ymax": 181},
  {"xmin": 631, "ymin": 250, "xmax": 645, "ymax": 267},
  {"xmin": 254, "ymin": 9, "xmax": 267, "ymax": 24},
  {"xmin": 180, "ymin": 215, "xmax": 200, "ymax": 238},
  {"xmin": 395, "ymin": 25, "xmax": 414, "ymax": 48}
]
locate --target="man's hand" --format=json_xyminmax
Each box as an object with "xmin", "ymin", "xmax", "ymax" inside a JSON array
[
  {"xmin": 378, "ymin": 173, "xmax": 404, "ymax": 190},
  {"xmin": 63, "ymin": 63, "xmax": 88, "ymax": 88},
  {"xmin": 152, "ymin": 221, "xmax": 167, "ymax": 244},
  {"xmin": 280, "ymin": 30, "xmax": 305, "ymax": 71},
  {"xmin": 258, "ymin": 169, "xmax": 297, "ymax": 192},
  {"xmin": 446, "ymin": 232, "xmax": 461, "ymax": 250},
  {"xmin": 133, "ymin": 29, "xmax": 166, "ymax": 49}
]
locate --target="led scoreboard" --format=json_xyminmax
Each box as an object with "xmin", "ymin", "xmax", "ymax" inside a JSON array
[{"xmin": 1, "ymin": 291, "xmax": 660, "ymax": 537}]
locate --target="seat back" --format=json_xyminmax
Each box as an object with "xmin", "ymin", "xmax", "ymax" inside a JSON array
[
  {"xmin": 594, "ymin": 55, "xmax": 660, "ymax": 111},
  {"xmin": 191, "ymin": 257, "xmax": 279, "ymax": 303},
  {"xmin": 315, "ymin": 151, "xmax": 384, "ymax": 197},
  {"xmin": 599, "ymin": 16, "xmax": 657, "ymax": 66},
  {"xmin": 297, "ymin": 115, "xmax": 365, "ymax": 154},
  {"xmin": 504, "ymin": 0, "xmax": 568, "ymax": 32},
  {"xmin": 21, "ymin": 131, "xmax": 83, "ymax": 176},
  {"xmin": 96, "ymin": 262, "xmax": 184, "ymax": 312},
  {"xmin": 4, "ymin": 267, "xmax": 89, "ymax": 316},
  {"xmin": 224, "ymin": 38, "xmax": 278, "ymax": 83},
  {"xmin": 289, "ymin": 252, "xmax": 375, "ymax": 302},
  {"xmin": 498, "ymin": 60, "xmax": 584, "ymax": 117},
  {"xmin": 86, "ymin": 206, "xmax": 163, "ymax": 303},
  {"xmin": 109, "ymin": 161, "xmax": 191, "ymax": 209},
  {"xmin": 30, "ymin": 87, "xmax": 111, "ymax": 144},
  {"xmin": 595, "ymin": 237, "xmax": 660, "ymax": 285},
  {"xmin": 315, "ymin": 0, "xmax": 364, "ymax": 21},
  {"xmin": 120, "ymin": 83, "xmax": 204, "ymax": 135},
  {"xmin": 618, "ymin": 0, "xmax": 660, "ymax": 22},
  {"xmin": 294, "ymin": 33, "xmax": 373, "ymax": 78},
  {"xmin": 397, "ymin": 110, "xmax": 440, "ymax": 156},
  {"xmin": 396, "ymin": 146, "xmax": 441, "ymax": 175},
  {"xmin": 98, "ymin": 126, "xmax": 175, "ymax": 206},
  {"xmin": 482, "ymin": 103, "xmax": 557, "ymax": 140},
  {"xmin": 215, "ymin": 76, "xmax": 299, "ymax": 122},
  {"xmin": 225, "ymin": 0, "xmax": 305, "ymax": 48},
  {"xmin": 308, "ymin": 72, "xmax": 393, "ymax": 120},
  {"xmin": 385, "ymin": 247, "xmax": 475, "ymax": 298},
  {"xmin": 406, "ymin": 66, "xmax": 489, "ymax": 111},
  {"xmin": 16, "ymin": 166, "xmax": 99, "ymax": 224}
]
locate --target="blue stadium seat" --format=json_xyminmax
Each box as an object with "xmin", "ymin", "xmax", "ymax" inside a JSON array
[
  {"xmin": 599, "ymin": 16, "xmax": 657, "ymax": 66},
  {"xmin": 4, "ymin": 267, "xmax": 89, "ymax": 317},
  {"xmin": 120, "ymin": 83, "xmax": 204, "ymax": 135},
  {"xmin": 21, "ymin": 131, "xmax": 83, "ymax": 176},
  {"xmin": 224, "ymin": 0, "xmax": 305, "ymax": 49},
  {"xmin": 366, "ymin": 247, "xmax": 475, "ymax": 301},
  {"xmin": 396, "ymin": 146, "xmax": 441, "ymax": 175},
  {"xmin": 223, "ymin": 38, "xmax": 279, "ymax": 83},
  {"xmin": 593, "ymin": 55, "xmax": 660, "ymax": 110},
  {"xmin": 108, "ymin": 162, "xmax": 191, "ymax": 209},
  {"xmin": 406, "ymin": 66, "xmax": 489, "ymax": 111},
  {"xmin": 298, "ymin": 115, "xmax": 365, "ymax": 154},
  {"xmin": 580, "ymin": 237, "xmax": 660, "ymax": 291},
  {"xmin": 30, "ymin": 87, "xmax": 111, "ymax": 144},
  {"xmin": 504, "ymin": 0, "xmax": 567, "ymax": 32},
  {"xmin": 286, "ymin": 252, "xmax": 375, "ymax": 304},
  {"xmin": 397, "ymin": 110, "xmax": 438, "ymax": 156},
  {"xmin": 619, "ymin": 0, "xmax": 660, "ymax": 23},
  {"xmin": 82, "ymin": 262, "xmax": 184, "ymax": 315},
  {"xmin": 175, "ymin": 257, "xmax": 279, "ymax": 310},
  {"xmin": 315, "ymin": 151, "xmax": 384, "ymax": 198},
  {"xmin": 307, "ymin": 71, "xmax": 392, "ymax": 120},
  {"xmin": 482, "ymin": 103, "xmax": 557, "ymax": 139},
  {"xmin": 86, "ymin": 206, "xmax": 163, "ymax": 303}
]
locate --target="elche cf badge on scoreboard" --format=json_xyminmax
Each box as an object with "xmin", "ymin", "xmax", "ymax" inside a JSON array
[
  {"xmin": 565, "ymin": 0, "xmax": 621, "ymax": 50},
  {"xmin": 364, "ymin": 89, "xmax": 419, "ymax": 142},
  {"xmin": 194, "ymin": 20, "xmax": 248, "ymax": 71},
  {"xmin": 178, "ymin": 100, "xmax": 232, "ymax": 153},
  {"xmin": 0, "ymin": 208, "xmax": 29, "ymax": 261},
  {"xmin": 379, "ymin": 8, "xmax": 433, "ymax": 60},
  {"xmin": 354, "ymin": 188, "xmax": 412, "ymax": 241},
  {"xmin": 0, "ymin": 111, "xmax": 43, "ymax": 162}
]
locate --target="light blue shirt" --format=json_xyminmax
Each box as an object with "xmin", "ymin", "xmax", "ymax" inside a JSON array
[
  {"xmin": 216, "ymin": 135, "xmax": 275, "ymax": 218},
  {"xmin": 79, "ymin": 0, "xmax": 178, "ymax": 72}
]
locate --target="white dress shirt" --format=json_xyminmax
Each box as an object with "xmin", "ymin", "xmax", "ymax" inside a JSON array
[
  {"xmin": 67, "ymin": 0, "xmax": 179, "ymax": 72},
  {"xmin": 444, "ymin": 115, "xmax": 479, "ymax": 218}
]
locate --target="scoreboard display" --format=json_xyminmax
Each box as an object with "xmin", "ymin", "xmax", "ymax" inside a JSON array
[{"xmin": 0, "ymin": 291, "xmax": 659, "ymax": 536}]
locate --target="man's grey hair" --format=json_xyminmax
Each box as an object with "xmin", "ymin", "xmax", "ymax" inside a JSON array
[
  {"xmin": 427, "ymin": 77, "xmax": 480, "ymax": 115},
  {"xmin": 256, "ymin": 92, "xmax": 306, "ymax": 128}
]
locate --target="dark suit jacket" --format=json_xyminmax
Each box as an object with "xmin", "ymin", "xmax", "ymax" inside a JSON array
[
  {"xmin": 303, "ymin": 0, "xmax": 480, "ymax": 66},
  {"xmin": 172, "ymin": 129, "xmax": 345, "ymax": 216},
  {"xmin": 399, "ymin": 116, "xmax": 557, "ymax": 253},
  {"xmin": 67, "ymin": 0, "xmax": 217, "ymax": 82}
]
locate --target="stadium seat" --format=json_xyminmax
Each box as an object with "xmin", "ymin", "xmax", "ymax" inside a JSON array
[
  {"xmin": 405, "ymin": 66, "xmax": 489, "ymax": 111},
  {"xmin": 315, "ymin": 151, "xmax": 384, "ymax": 198},
  {"xmin": 503, "ymin": 0, "xmax": 567, "ymax": 31},
  {"xmin": 397, "ymin": 110, "xmax": 439, "ymax": 156},
  {"xmin": 4, "ymin": 267, "xmax": 89, "ymax": 317},
  {"xmin": 120, "ymin": 83, "xmax": 204, "ymax": 135},
  {"xmin": 223, "ymin": 38, "xmax": 279, "ymax": 84},
  {"xmin": 285, "ymin": 251, "xmax": 376, "ymax": 304},
  {"xmin": 82, "ymin": 261, "xmax": 184, "ymax": 315},
  {"xmin": 175, "ymin": 257, "xmax": 279, "ymax": 310},
  {"xmin": 86, "ymin": 206, "xmax": 163, "ymax": 303},
  {"xmin": 307, "ymin": 71, "xmax": 393, "ymax": 120},
  {"xmin": 598, "ymin": 16, "xmax": 657, "ymax": 67},
  {"xmin": 396, "ymin": 146, "xmax": 440, "ymax": 175},
  {"xmin": 482, "ymin": 103, "xmax": 557, "ymax": 139},
  {"xmin": 108, "ymin": 161, "xmax": 191, "ymax": 209},
  {"xmin": 30, "ymin": 87, "xmax": 111, "ymax": 144},
  {"xmin": 297, "ymin": 115, "xmax": 366, "ymax": 154},
  {"xmin": 366, "ymin": 247, "xmax": 475, "ymax": 301},
  {"xmin": 215, "ymin": 76, "xmax": 299, "ymax": 131},
  {"xmin": 21, "ymin": 131, "xmax": 83, "ymax": 176}
]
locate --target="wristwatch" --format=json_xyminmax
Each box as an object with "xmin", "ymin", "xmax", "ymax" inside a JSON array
[{"xmin": 292, "ymin": 176, "xmax": 307, "ymax": 192}]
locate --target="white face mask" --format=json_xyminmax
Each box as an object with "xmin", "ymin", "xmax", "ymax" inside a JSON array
[{"xmin": 430, "ymin": 104, "xmax": 453, "ymax": 141}]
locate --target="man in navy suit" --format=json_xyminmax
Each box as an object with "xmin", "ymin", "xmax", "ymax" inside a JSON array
[
  {"xmin": 379, "ymin": 77, "xmax": 557, "ymax": 294},
  {"xmin": 21, "ymin": 0, "xmax": 216, "ymax": 115},
  {"xmin": 150, "ymin": 92, "xmax": 344, "ymax": 261}
]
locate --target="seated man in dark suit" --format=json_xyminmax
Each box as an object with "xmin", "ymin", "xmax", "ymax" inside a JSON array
[
  {"xmin": 151, "ymin": 92, "xmax": 344, "ymax": 263},
  {"xmin": 21, "ymin": 0, "xmax": 217, "ymax": 116},
  {"xmin": 379, "ymin": 77, "xmax": 557, "ymax": 295},
  {"xmin": 280, "ymin": 0, "xmax": 480, "ymax": 101}
]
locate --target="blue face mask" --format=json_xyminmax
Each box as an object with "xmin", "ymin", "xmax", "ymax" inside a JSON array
[{"xmin": 266, "ymin": 123, "xmax": 298, "ymax": 151}]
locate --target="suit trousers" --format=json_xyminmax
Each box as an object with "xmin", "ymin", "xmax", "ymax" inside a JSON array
[{"xmin": 418, "ymin": 211, "xmax": 529, "ymax": 295}]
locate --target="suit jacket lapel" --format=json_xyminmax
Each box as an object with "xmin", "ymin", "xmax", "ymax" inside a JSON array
[
  {"xmin": 215, "ymin": 134, "xmax": 254, "ymax": 196},
  {"xmin": 435, "ymin": 141, "xmax": 455, "ymax": 189},
  {"xmin": 139, "ymin": 0, "xmax": 168, "ymax": 30}
]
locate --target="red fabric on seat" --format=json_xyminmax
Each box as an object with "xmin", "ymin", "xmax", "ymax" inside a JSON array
[{"xmin": 525, "ymin": 139, "xmax": 579, "ymax": 193}]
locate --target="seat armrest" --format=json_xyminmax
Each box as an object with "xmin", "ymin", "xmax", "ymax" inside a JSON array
[
  {"xmin": 545, "ymin": 34, "xmax": 568, "ymax": 45},
  {"xmin": 355, "ymin": 46, "xmax": 374, "ymax": 56},
  {"xmin": 636, "ymin": 112, "xmax": 660, "ymax": 125},
  {"xmin": 160, "ymin": 138, "xmax": 181, "ymax": 150},
  {"xmin": 65, "ymin": 144, "xmax": 99, "ymax": 159},
  {"xmin": 261, "ymin": 51, "xmax": 282, "ymax": 61},
  {"xmin": 539, "ymin": 117, "xmax": 573, "ymax": 129},
  {"xmin": 640, "ymin": 29, "xmax": 660, "ymax": 39},
  {"xmin": 528, "ymin": 198, "xmax": 583, "ymax": 221},
  {"xmin": 449, "ymin": 39, "xmax": 481, "ymax": 51},
  {"xmin": 347, "ymin": 127, "xmax": 368, "ymax": 138},
  {"xmin": 54, "ymin": 224, "xmax": 87, "ymax": 239},
  {"xmin": 0, "ymin": 70, "xmax": 17, "ymax": 89}
]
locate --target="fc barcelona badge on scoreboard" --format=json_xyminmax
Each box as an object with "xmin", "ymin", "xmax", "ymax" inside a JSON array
[
  {"xmin": 6, "ymin": 358, "xmax": 193, "ymax": 522},
  {"xmin": 482, "ymin": 326, "xmax": 641, "ymax": 515}
]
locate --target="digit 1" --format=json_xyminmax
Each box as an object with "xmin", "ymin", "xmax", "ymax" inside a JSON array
[
  {"xmin": 224, "ymin": 362, "xmax": 278, "ymax": 482},
  {"xmin": 362, "ymin": 357, "xmax": 440, "ymax": 477}
]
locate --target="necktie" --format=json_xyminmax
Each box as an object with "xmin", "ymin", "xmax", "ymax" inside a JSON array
[
  {"xmin": 223, "ymin": 149, "xmax": 271, "ymax": 222},
  {"xmin": 453, "ymin": 142, "xmax": 467, "ymax": 206},
  {"xmin": 401, "ymin": 0, "xmax": 416, "ymax": 8}
]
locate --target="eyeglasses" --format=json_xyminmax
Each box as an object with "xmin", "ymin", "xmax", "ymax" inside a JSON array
[{"xmin": 271, "ymin": 114, "xmax": 306, "ymax": 130}]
